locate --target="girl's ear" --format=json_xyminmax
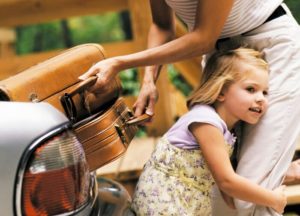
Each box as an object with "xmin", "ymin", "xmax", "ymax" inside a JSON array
[{"xmin": 217, "ymin": 93, "xmax": 225, "ymax": 102}]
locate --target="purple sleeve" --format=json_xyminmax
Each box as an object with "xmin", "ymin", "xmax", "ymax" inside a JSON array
[
  {"xmin": 185, "ymin": 105, "xmax": 225, "ymax": 134},
  {"xmin": 166, "ymin": 105, "xmax": 227, "ymax": 149}
]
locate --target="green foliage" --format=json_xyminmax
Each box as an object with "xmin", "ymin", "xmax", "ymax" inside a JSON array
[
  {"xmin": 68, "ymin": 13, "xmax": 125, "ymax": 46},
  {"xmin": 285, "ymin": 0, "xmax": 300, "ymax": 22},
  {"xmin": 119, "ymin": 68, "xmax": 140, "ymax": 96},
  {"xmin": 15, "ymin": 12, "xmax": 125, "ymax": 55},
  {"xmin": 16, "ymin": 22, "xmax": 66, "ymax": 54},
  {"xmin": 168, "ymin": 65, "xmax": 192, "ymax": 96}
]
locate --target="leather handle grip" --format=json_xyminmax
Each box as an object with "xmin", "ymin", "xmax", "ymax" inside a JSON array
[
  {"xmin": 68, "ymin": 76, "xmax": 98, "ymax": 97},
  {"xmin": 61, "ymin": 76, "xmax": 98, "ymax": 122},
  {"xmin": 126, "ymin": 113, "xmax": 152, "ymax": 126}
]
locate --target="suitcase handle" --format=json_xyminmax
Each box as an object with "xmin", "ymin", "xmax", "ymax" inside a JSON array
[
  {"xmin": 67, "ymin": 76, "xmax": 98, "ymax": 97},
  {"xmin": 115, "ymin": 113, "xmax": 151, "ymax": 144},
  {"xmin": 61, "ymin": 76, "xmax": 121, "ymax": 123},
  {"xmin": 126, "ymin": 113, "xmax": 152, "ymax": 125},
  {"xmin": 61, "ymin": 76, "xmax": 150, "ymax": 125}
]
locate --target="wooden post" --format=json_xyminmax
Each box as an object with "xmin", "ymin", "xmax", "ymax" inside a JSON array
[
  {"xmin": 128, "ymin": 0, "xmax": 174, "ymax": 136},
  {"xmin": 0, "ymin": 28, "xmax": 16, "ymax": 58}
]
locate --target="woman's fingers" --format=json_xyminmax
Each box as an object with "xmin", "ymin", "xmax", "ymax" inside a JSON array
[{"xmin": 79, "ymin": 65, "xmax": 99, "ymax": 80}]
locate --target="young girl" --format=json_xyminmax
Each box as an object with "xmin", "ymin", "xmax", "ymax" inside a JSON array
[{"xmin": 131, "ymin": 48, "xmax": 287, "ymax": 215}]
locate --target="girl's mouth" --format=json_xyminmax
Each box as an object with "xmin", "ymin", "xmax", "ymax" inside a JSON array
[{"xmin": 249, "ymin": 107, "xmax": 262, "ymax": 113}]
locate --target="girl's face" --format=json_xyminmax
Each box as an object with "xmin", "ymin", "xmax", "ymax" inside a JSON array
[{"xmin": 217, "ymin": 64, "xmax": 269, "ymax": 128}]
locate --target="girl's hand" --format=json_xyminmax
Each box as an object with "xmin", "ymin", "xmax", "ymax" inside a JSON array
[
  {"xmin": 220, "ymin": 190, "xmax": 235, "ymax": 209},
  {"xmin": 79, "ymin": 58, "xmax": 120, "ymax": 93},
  {"xmin": 283, "ymin": 159, "xmax": 300, "ymax": 185},
  {"xmin": 133, "ymin": 79, "xmax": 158, "ymax": 120},
  {"xmin": 272, "ymin": 185, "xmax": 287, "ymax": 214}
]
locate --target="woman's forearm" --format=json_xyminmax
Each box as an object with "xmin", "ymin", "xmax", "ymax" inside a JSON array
[
  {"xmin": 143, "ymin": 23, "xmax": 174, "ymax": 83},
  {"xmin": 114, "ymin": 30, "xmax": 214, "ymax": 73}
]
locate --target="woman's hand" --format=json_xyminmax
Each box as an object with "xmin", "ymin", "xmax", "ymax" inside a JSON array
[
  {"xmin": 79, "ymin": 57, "xmax": 121, "ymax": 93},
  {"xmin": 272, "ymin": 185, "xmax": 287, "ymax": 214},
  {"xmin": 133, "ymin": 79, "xmax": 158, "ymax": 120}
]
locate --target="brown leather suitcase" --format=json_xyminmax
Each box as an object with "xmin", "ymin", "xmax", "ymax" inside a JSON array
[
  {"xmin": 0, "ymin": 43, "xmax": 121, "ymax": 121},
  {"xmin": 0, "ymin": 43, "xmax": 149, "ymax": 171}
]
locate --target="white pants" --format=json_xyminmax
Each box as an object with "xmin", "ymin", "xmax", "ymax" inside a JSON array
[{"xmin": 212, "ymin": 4, "xmax": 300, "ymax": 216}]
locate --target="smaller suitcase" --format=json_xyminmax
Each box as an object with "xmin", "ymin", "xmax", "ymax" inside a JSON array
[
  {"xmin": 61, "ymin": 77, "xmax": 150, "ymax": 171},
  {"xmin": 74, "ymin": 97, "xmax": 150, "ymax": 171}
]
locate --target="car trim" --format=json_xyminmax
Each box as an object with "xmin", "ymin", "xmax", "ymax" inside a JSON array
[{"xmin": 14, "ymin": 123, "xmax": 70, "ymax": 216}]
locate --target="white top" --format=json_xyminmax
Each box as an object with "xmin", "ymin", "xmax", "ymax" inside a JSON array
[{"xmin": 165, "ymin": 0, "xmax": 283, "ymax": 38}]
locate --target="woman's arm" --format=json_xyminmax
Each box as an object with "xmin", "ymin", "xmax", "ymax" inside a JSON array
[
  {"xmin": 133, "ymin": 0, "xmax": 174, "ymax": 116},
  {"xmin": 189, "ymin": 123, "xmax": 287, "ymax": 214},
  {"xmin": 79, "ymin": 0, "xmax": 234, "ymax": 86},
  {"xmin": 109, "ymin": 0, "xmax": 234, "ymax": 70}
]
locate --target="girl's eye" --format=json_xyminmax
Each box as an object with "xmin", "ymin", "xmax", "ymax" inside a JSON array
[
  {"xmin": 246, "ymin": 87, "xmax": 255, "ymax": 93},
  {"xmin": 263, "ymin": 90, "xmax": 269, "ymax": 96}
]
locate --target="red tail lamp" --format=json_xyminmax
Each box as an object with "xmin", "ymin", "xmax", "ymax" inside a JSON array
[{"xmin": 21, "ymin": 131, "xmax": 90, "ymax": 216}]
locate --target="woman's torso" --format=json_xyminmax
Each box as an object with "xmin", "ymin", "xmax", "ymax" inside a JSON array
[{"xmin": 165, "ymin": 0, "xmax": 283, "ymax": 38}]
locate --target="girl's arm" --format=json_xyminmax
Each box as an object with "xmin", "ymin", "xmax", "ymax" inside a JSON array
[
  {"xmin": 189, "ymin": 123, "xmax": 287, "ymax": 214},
  {"xmin": 220, "ymin": 190, "xmax": 235, "ymax": 209}
]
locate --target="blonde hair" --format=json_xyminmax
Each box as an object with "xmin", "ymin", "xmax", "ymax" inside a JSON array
[{"xmin": 187, "ymin": 47, "xmax": 268, "ymax": 109}]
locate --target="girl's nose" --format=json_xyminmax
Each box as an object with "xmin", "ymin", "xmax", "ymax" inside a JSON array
[{"xmin": 255, "ymin": 92, "xmax": 267, "ymax": 103}]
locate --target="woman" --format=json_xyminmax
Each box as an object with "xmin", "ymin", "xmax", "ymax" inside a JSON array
[{"xmin": 80, "ymin": 1, "xmax": 300, "ymax": 215}]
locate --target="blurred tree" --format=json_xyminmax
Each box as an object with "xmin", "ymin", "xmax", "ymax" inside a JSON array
[
  {"xmin": 285, "ymin": 0, "xmax": 300, "ymax": 22},
  {"xmin": 119, "ymin": 10, "xmax": 133, "ymax": 40},
  {"xmin": 61, "ymin": 20, "xmax": 73, "ymax": 48},
  {"xmin": 15, "ymin": 12, "xmax": 125, "ymax": 55}
]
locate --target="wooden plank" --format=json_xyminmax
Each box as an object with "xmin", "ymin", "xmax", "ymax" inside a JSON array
[
  {"xmin": 0, "ymin": 41, "xmax": 136, "ymax": 80},
  {"xmin": 128, "ymin": 0, "xmax": 151, "ymax": 48},
  {"xmin": 169, "ymin": 84, "xmax": 188, "ymax": 118},
  {"xmin": 97, "ymin": 137, "xmax": 158, "ymax": 180},
  {"xmin": 174, "ymin": 59, "xmax": 202, "ymax": 89},
  {"xmin": 0, "ymin": 28, "xmax": 15, "ymax": 42},
  {"xmin": 147, "ymin": 66, "xmax": 175, "ymax": 136},
  {"xmin": 0, "ymin": 49, "xmax": 60, "ymax": 80},
  {"xmin": 128, "ymin": 0, "xmax": 176, "ymax": 136},
  {"xmin": 102, "ymin": 41, "xmax": 137, "ymax": 57},
  {"xmin": 0, "ymin": 43, "xmax": 15, "ymax": 58},
  {"xmin": 0, "ymin": 0, "xmax": 128, "ymax": 27},
  {"xmin": 0, "ymin": 28, "xmax": 16, "ymax": 58},
  {"xmin": 286, "ymin": 184, "xmax": 300, "ymax": 205},
  {"xmin": 296, "ymin": 137, "xmax": 300, "ymax": 152}
]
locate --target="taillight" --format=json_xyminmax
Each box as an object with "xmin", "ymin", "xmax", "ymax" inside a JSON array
[{"xmin": 20, "ymin": 130, "xmax": 90, "ymax": 216}]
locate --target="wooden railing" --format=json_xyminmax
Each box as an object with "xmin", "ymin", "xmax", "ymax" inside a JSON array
[{"xmin": 0, "ymin": 0, "xmax": 202, "ymax": 136}]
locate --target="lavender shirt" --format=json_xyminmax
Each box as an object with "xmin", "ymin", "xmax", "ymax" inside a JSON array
[{"xmin": 166, "ymin": 104, "xmax": 236, "ymax": 150}]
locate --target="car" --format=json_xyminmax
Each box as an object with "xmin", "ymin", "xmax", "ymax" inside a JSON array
[{"xmin": 0, "ymin": 101, "xmax": 135, "ymax": 216}]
